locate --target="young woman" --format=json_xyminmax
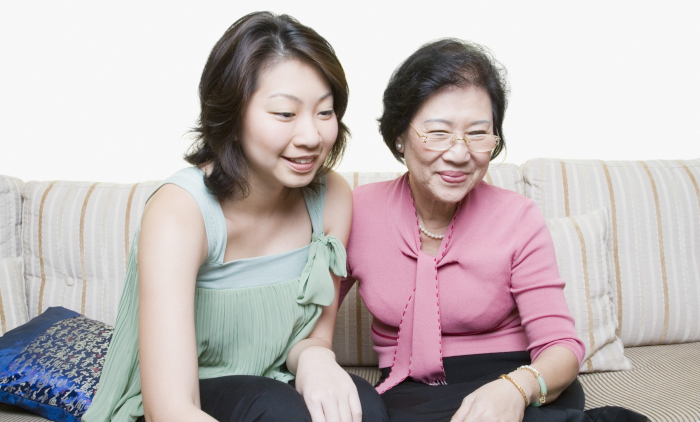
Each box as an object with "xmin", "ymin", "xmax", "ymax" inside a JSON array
[{"xmin": 82, "ymin": 12, "xmax": 387, "ymax": 422}]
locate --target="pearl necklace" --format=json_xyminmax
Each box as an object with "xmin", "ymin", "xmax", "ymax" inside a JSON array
[{"xmin": 419, "ymin": 224, "xmax": 444, "ymax": 240}]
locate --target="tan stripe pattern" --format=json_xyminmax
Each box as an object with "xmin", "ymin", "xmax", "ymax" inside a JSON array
[
  {"xmin": 523, "ymin": 158, "xmax": 700, "ymax": 347},
  {"xmin": 37, "ymin": 181, "xmax": 57, "ymax": 314},
  {"xmin": 548, "ymin": 208, "xmax": 631, "ymax": 372},
  {"xmin": 560, "ymin": 160, "xmax": 570, "ymax": 217},
  {"xmin": 580, "ymin": 342, "xmax": 700, "ymax": 421},
  {"xmin": 570, "ymin": 217, "xmax": 595, "ymax": 372},
  {"xmin": 79, "ymin": 183, "xmax": 99, "ymax": 315},
  {"xmin": 124, "ymin": 183, "xmax": 139, "ymax": 268},
  {"xmin": 599, "ymin": 161, "xmax": 623, "ymax": 337},
  {"xmin": 22, "ymin": 179, "xmax": 161, "ymax": 325},
  {"xmin": 640, "ymin": 162, "xmax": 670, "ymax": 344}
]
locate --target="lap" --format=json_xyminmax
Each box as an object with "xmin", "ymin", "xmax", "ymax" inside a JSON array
[
  {"xmin": 138, "ymin": 373, "xmax": 387, "ymax": 422},
  {"xmin": 379, "ymin": 352, "xmax": 646, "ymax": 422}
]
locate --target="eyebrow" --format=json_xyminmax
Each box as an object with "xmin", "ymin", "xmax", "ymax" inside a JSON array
[
  {"xmin": 268, "ymin": 92, "xmax": 333, "ymax": 104},
  {"xmin": 423, "ymin": 118, "xmax": 492, "ymax": 126}
]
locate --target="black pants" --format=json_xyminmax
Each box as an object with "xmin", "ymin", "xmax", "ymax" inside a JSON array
[
  {"xmin": 137, "ymin": 373, "xmax": 388, "ymax": 422},
  {"xmin": 378, "ymin": 352, "xmax": 648, "ymax": 422}
]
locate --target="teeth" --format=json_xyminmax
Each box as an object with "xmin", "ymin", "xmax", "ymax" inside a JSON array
[{"xmin": 291, "ymin": 158, "xmax": 313, "ymax": 164}]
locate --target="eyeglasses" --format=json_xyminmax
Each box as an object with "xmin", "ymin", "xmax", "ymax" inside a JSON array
[{"xmin": 410, "ymin": 124, "xmax": 500, "ymax": 153}]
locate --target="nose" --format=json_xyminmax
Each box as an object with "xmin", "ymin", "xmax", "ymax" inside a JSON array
[
  {"xmin": 293, "ymin": 115, "xmax": 322, "ymax": 150},
  {"xmin": 441, "ymin": 137, "xmax": 471, "ymax": 164}
]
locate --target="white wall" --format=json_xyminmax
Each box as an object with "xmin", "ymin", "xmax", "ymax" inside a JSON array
[{"xmin": 2, "ymin": 0, "xmax": 699, "ymax": 183}]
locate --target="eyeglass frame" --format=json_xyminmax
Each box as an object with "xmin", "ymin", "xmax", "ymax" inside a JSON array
[{"xmin": 409, "ymin": 123, "xmax": 501, "ymax": 153}]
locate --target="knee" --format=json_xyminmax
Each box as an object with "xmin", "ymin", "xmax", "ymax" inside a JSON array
[
  {"xmin": 202, "ymin": 376, "xmax": 311, "ymax": 422},
  {"xmin": 349, "ymin": 374, "xmax": 389, "ymax": 421}
]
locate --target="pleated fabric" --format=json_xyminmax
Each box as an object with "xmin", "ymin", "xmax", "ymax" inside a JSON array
[{"xmin": 83, "ymin": 168, "xmax": 345, "ymax": 422}]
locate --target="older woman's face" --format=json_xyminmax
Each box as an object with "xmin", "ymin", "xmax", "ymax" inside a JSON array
[{"xmin": 401, "ymin": 85, "xmax": 493, "ymax": 205}]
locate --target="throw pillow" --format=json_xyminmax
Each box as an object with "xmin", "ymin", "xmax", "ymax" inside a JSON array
[
  {"xmin": 0, "ymin": 306, "xmax": 113, "ymax": 422},
  {"xmin": 0, "ymin": 257, "xmax": 28, "ymax": 335},
  {"xmin": 547, "ymin": 207, "xmax": 632, "ymax": 373}
]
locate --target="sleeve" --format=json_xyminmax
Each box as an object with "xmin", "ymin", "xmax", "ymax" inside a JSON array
[{"xmin": 510, "ymin": 198, "xmax": 586, "ymax": 367}]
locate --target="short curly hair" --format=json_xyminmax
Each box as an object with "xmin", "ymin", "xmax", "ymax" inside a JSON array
[
  {"xmin": 185, "ymin": 11, "xmax": 349, "ymax": 201},
  {"xmin": 379, "ymin": 39, "xmax": 509, "ymax": 163}
]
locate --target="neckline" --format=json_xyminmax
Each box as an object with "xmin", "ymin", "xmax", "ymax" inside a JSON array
[{"xmin": 194, "ymin": 167, "xmax": 317, "ymax": 265}]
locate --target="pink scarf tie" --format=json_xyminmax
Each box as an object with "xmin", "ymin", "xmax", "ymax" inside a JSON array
[{"xmin": 376, "ymin": 174, "xmax": 459, "ymax": 394}]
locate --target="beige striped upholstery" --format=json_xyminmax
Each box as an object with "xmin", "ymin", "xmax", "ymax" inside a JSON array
[
  {"xmin": 0, "ymin": 257, "xmax": 29, "ymax": 335},
  {"xmin": 579, "ymin": 341, "xmax": 700, "ymax": 422},
  {"xmin": 0, "ymin": 175, "xmax": 24, "ymax": 259},
  {"xmin": 21, "ymin": 180, "xmax": 162, "ymax": 325},
  {"xmin": 547, "ymin": 208, "xmax": 631, "ymax": 373},
  {"xmin": 523, "ymin": 159, "xmax": 700, "ymax": 347},
  {"xmin": 0, "ymin": 403, "xmax": 48, "ymax": 422},
  {"xmin": 334, "ymin": 165, "xmax": 524, "ymax": 366}
]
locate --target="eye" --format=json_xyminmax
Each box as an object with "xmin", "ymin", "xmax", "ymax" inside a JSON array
[
  {"xmin": 318, "ymin": 110, "xmax": 335, "ymax": 118},
  {"xmin": 467, "ymin": 131, "xmax": 487, "ymax": 135},
  {"xmin": 273, "ymin": 112, "xmax": 295, "ymax": 119}
]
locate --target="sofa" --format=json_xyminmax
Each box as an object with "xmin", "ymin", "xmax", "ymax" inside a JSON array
[{"xmin": 1, "ymin": 158, "xmax": 699, "ymax": 422}]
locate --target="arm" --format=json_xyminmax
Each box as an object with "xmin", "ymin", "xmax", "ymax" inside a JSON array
[
  {"xmin": 138, "ymin": 184, "xmax": 217, "ymax": 422},
  {"xmin": 286, "ymin": 171, "xmax": 359, "ymax": 422},
  {"xmin": 452, "ymin": 199, "xmax": 583, "ymax": 422}
]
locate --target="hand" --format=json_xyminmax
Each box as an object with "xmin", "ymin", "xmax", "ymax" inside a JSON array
[
  {"xmin": 294, "ymin": 346, "xmax": 362, "ymax": 422},
  {"xmin": 450, "ymin": 378, "xmax": 527, "ymax": 422}
]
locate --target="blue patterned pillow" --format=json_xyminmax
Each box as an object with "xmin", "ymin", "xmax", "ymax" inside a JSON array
[{"xmin": 0, "ymin": 307, "xmax": 113, "ymax": 422}]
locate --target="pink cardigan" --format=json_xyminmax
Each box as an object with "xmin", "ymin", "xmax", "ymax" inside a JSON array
[{"xmin": 341, "ymin": 174, "xmax": 585, "ymax": 392}]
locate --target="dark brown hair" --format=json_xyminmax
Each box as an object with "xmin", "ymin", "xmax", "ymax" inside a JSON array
[
  {"xmin": 379, "ymin": 39, "xmax": 508, "ymax": 163},
  {"xmin": 185, "ymin": 11, "xmax": 349, "ymax": 201}
]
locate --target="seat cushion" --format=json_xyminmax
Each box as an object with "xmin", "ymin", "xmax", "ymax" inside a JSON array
[{"xmin": 579, "ymin": 341, "xmax": 700, "ymax": 421}]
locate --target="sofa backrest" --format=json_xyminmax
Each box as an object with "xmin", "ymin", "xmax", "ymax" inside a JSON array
[
  {"xmin": 20, "ymin": 180, "xmax": 161, "ymax": 324},
  {"xmin": 0, "ymin": 176, "xmax": 23, "ymax": 260},
  {"xmin": 522, "ymin": 158, "xmax": 700, "ymax": 347}
]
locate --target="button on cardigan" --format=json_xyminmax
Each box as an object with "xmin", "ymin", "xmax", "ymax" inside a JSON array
[{"xmin": 340, "ymin": 174, "xmax": 585, "ymax": 393}]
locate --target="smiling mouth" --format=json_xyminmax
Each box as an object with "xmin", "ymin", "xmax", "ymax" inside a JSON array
[
  {"xmin": 283, "ymin": 156, "xmax": 317, "ymax": 172},
  {"xmin": 438, "ymin": 171, "xmax": 468, "ymax": 183}
]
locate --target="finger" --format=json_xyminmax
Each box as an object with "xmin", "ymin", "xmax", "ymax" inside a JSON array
[
  {"xmin": 348, "ymin": 391, "xmax": 363, "ymax": 422},
  {"xmin": 337, "ymin": 395, "xmax": 353, "ymax": 422},
  {"xmin": 306, "ymin": 400, "xmax": 327, "ymax": 422},
  {"xmin": 450, "ymin": 394, "xmax": 474, "ymax": 422},
  {"xmin": 321, "ymin": 399, "xmax": 342, "ymax": 422}
]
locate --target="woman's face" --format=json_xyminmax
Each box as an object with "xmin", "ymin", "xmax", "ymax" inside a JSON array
[
  {"xmin": 241, "ymin": 59, "xmax": 337, "ymax": 189},
  {"xmin": 400, "ymin": 85, "xmax": 493, "ymax": 205}
]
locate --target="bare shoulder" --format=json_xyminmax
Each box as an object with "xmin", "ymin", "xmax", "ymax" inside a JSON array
[
  {"xmin": 322, "ymin": 170, "xmax": 352, "ymax": 243},
  {"xmin": 140, "ymin": 183, "xmax": 207, "ymax": 266}
]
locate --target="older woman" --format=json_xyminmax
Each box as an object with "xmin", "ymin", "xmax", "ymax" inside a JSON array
[{"xmin": 341, "ymin": 40, "xmax": 647, "ymax": 422}]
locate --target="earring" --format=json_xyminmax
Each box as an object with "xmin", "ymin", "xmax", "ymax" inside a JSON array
[{"xmin": 396, "ymin": 142, "xmax": 403, "ymax": 152}]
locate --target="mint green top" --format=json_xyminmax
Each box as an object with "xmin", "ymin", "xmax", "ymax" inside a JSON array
[{"xmin": 83, "ymin": 168, "xmax": 346, "ymax": 422}]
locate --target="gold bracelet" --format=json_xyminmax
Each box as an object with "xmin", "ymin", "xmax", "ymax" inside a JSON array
[{"xmin": 499, "ymin": 374, "xmax": 529, "ymax": 407}]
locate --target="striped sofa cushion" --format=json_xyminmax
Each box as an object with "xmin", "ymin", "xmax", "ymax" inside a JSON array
[
  {"xmin": 0, "ymin": 176, "xmax": 24, "ymax": 259},
  {"xmin": 0, "ymin": 257, "xmax": 29, "ymax": 335},
  {"xmin": 547, "ymin": 208, "xmax": 631, "ymax": 373},
  {"xmin": 522, "ymin": 159, "xmax": 700, "ymax": 347},
  {"xmin": 334, "ymin": 164, "xmax": 524, "ymax": 366},
  {"xmin": 579, "ymin": 341, "xmax": 700, "ymax": 422},
  {"xmin": 21, "ymin": 180, "xmax": 161, "ymax": 325}
]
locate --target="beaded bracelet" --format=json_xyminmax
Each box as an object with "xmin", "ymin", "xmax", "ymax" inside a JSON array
[
  {"xmin": 517, "ymin": 365, "xmax": 547, "ymax": 407},
  {"xmin": 499, "ymin": 374, "xmax": 529, "ymax": 407}
]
